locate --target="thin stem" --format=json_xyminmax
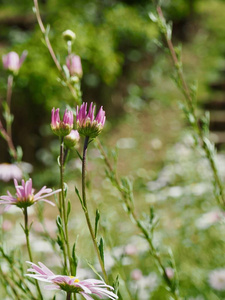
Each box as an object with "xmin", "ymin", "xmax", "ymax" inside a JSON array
[
  {"xmin": 67, "ymin": 292, "xmax": 72, "ymax": 300},
  {"xmin": 60, "ymin": 137, "xmax": 72, "ymax": 274},
  {"xmin": 0, "ymin": 120, "xmax": 17, "ymax": 160},
  {"xmin": 81, "ymin": 136, "xmax": 109, "ymax": 284},
  {"xmin": 156, "ymin": 5, "xmax": 225, "ymax": 208},
  {"xmin": 33, "ymin": 0, "xmax": 79, "ymax": 102},
  {"xmin": 6, "ymin": 75, "xmax": 13, "ymax": 138},
  {"xmin": 96, "ymin": 139, "xmax": 181, "ymax": 299},
  {"xmin": 67, "ymin": 41, "xmax": 72, "ymax": 56},
  {"xmin": 23, "ymin": 208, "xmax": 43, "ymax": 300}
]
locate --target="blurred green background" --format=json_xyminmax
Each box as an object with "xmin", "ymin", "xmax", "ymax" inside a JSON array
[{"xmin": 1, "ymin": 1, "xmax": 225, "ymax": 299}]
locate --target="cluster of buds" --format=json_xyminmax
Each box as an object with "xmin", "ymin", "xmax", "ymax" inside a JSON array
[
  {"xmin": 76, "ymin": 102, "xmax": 106, "ymax": 138},
  {"xmin": 51, "ymin": 108, "xmax": 80, "ymax": 148},
  {"xmin": 2, "ymin": 51, "xmax": 27, "ymax": 74}
]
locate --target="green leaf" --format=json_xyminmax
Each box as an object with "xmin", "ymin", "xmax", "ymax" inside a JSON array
[
  {"xmin": 98, "ymin": 237, "xmax": 104, "ymax": 265},
  {"xmin": 75, "ymin": 149, "xmax": 83, "ymax": 161},
  {"xmin": 71, "ymin": 242, "xmax": 78, "ymax": 275},
  {"xmin": 75, "ymin": 187, "xmax": 86, "ymax": 211},
  {"xmin": 86, "ymin": 261, "xmax": 104, "ymax": 282},
  {"xmin": 16, "ymin": 146, "xmax": 23, "ymax": 162},
  {"xmin": 63, "ymin": 64, "xmax": 70, "ymax": 80},
  {"xmin": 94, "ymin": 209, "xmax": 100, "ymax": 238},
  {"xmin": 64, "ymin": 182, "xmax": 68, "ymax": 198},
  {"xmin": 67, "ymin": 201, "xmax": 71, "ymax": 220},
  {"xmin": 113, "ymin": 275, "xmax": 120, "ymax": 294}
]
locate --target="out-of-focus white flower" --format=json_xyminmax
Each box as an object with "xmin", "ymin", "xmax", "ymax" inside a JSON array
[
  {"xmin": 2, "ymin": 220, "xmax": 13, "ymax": 231},
  {"xmin": 125, "ymin": 244, "xmax": 138, "ymax": 256},
  {"xmin": 196, "ymin": 210, "xmax": 223, "ymax": 229},
  {"xmin": 209, "ymin": 269, "xmax": 225, "ymax": 291},
  {"xmin": 116, "ymin": 138, "xmax": 136, "ymax": 149},
  {"xmin": 150, "ymin": 138, "xmax": 162, "ymax": 150},
  {"xmin": 131, "ymin": 269, "xmax": 143, "ymax": 281},
  {"xmin": 136, "ymin": 272, "xmax": 159, "ymax": 291},
  {"xmin": 0, "ymin": 163, "xmax": 22, "ymax": 182}
]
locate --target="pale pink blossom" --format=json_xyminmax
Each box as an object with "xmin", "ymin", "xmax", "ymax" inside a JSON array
[
  {"xmin": 165, "ymin": 267, "xmax": 174, "ymax": 279},
  {"xmin": 0, "ymin": 178, "xmax": 60, "ymax": 210},
  {"xmin": 125, "ymin": 244, "xmax": 138, "ymax": 256},
  {"xmin": 76, "ymin": 102, "xmax": 106, "ymax": 138},
  {"xmin": 66, "ymin": 54, "xmax": 82, "ymax": 77},
  {"xmin": 26, "ymin": 262, "xmax": 118, "ymax": 299},
  {"xmin": 131, "ymin": 269, "xmax": 143, "ymax": 281},
  {"xmin": 2, "ymin": 220, "xmax": 13, "ymax": 231},
  {"xmin": 0, "ymin": 163, "xmax": 22, "ymax": 182},
  {"xmin": 209, "ymin": 269, "xmax": 225, "ymax": 291},
  {"xmin": 2, "ymin": 51, "xmax": 27, "ymax": 73}
]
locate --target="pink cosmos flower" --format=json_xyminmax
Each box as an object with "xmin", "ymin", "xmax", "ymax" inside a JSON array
[
  {"xmin": 51, "ymin": 108, "xmax": 74, "ymax": 137},
  {"xmin": 26, "ymin": 261, "xmax": 118, "ymax": 300},
  {"xmin": 76, "ymin": 102, "xmax": 106, "ymax": 138},
  {"xmin": 2, "ymin": 51, "xmax": 27, "ymax": 73},
  {"xmin": 0, "ymin": 178, "xmax": 60, "ymax": 210},
  {"xmin": 66, "ymin": 54, "xmax": 82, "ymax": 77}
]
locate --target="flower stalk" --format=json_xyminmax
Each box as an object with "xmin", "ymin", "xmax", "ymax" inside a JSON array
[
  {"xmin": 81, "ymin": 136, "xmax": 109, "ymax": 284},
  {"xmin": 6, "ymin": 75, "xmax": 13, "ymax": 138},
  {"xmin": 60, "ymin": 137, "xmax": 72, "ymax": 274},
  {"xmin": 23, "ymin": 207, "xmax": 43, "ymax": 300},
  {"xmin": 67, "ymin": 292, "xmax": 72, "ymax": 300}
]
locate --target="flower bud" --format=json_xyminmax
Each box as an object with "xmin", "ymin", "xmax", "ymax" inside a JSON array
[
  {"xmin": 64, "ymin": 130, "xmax": 80, "ymax": 148},
  {"xmin": 63, "ymin": 30, "xmax": 76, "ymax": 42},
  {"xmin": 51, "ymin": 108, "xmax": 74, "ymax": 137},
  {"xmin": 2, "ymin": 51, "xmax": 27, "ymax": 74},
  {"xmin": 66, "ymin": 54, "xmax": 82, "ymax": 78},
  {"xmin": 165, "ymin": 267, "xmax": 174, "ymax": 279},
  {"xmin": 76, "ymin": 102, "xmax": 106, "ymax": 138}
]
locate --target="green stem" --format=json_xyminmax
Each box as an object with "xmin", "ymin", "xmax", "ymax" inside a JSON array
[
  {"xmin": 60, "ymin": 137, "xmax": 71, "ymax": 274},
  {"xmin": 67, "ymin": 292, "xmax": 72, "ymax": 300},
  {"xmin": 6, "ymin": 75, "xmax": 13, "ymax": 138},
  {"xmin": 23, "ymin": 208, "xmax": 43, "ymax": 300},
  {"xmin": 81, "ymin": 136, "xmax": 109, "ymax": 284}
]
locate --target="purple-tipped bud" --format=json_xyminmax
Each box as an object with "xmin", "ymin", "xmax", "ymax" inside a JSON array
[
  {"xmin": 2, "ymin": 51, "xmax": 27, "ymax": 74},
  {"xmin": 76, "ymin": 102, "xmax": 106, "ymax": 138},
  {"xmin": 51, "ymin": 108, "xmax": 74, "ymax": 137},
  {"xmin": 66, "ymin": 54, "xmax": 82, "ymax": 77},
  {"xmin": 64, "ymin": 130, "xmax": 80, "ymax": 148}
]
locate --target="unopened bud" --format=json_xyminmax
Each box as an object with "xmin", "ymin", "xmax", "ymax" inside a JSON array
[
  {"xmin": 64, "ymin": 130, "xmax": 80, "ymax": 148},
  {"xmin": 63, "ymin": 30, "xmax": 76, "ymax": 42}
]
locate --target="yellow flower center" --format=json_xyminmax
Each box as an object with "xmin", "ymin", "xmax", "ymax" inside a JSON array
[{"xmin": 69, "ymin": 276, "xmax": 80, "ymax": 283}]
